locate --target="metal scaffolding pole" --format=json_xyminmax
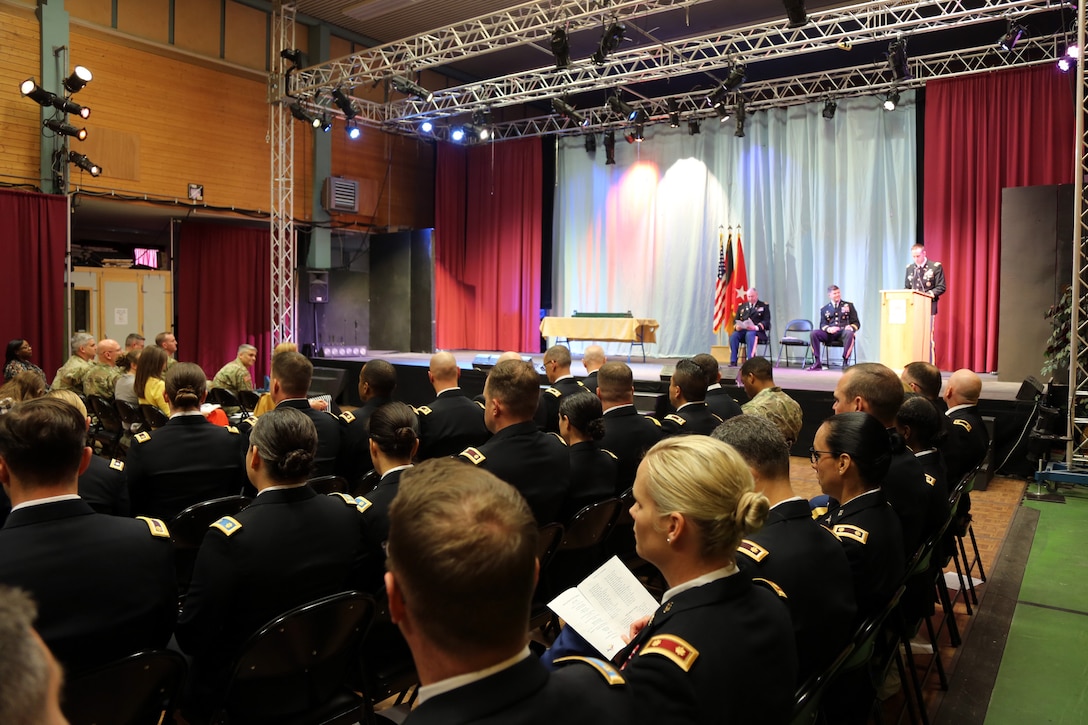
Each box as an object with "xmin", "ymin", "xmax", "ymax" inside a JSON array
[
  {"xmin": 1068, "ymin": 2, "xmax": 1088, "ymax": 465},
  {"xmin": 270, "ymin": 1, "xmax": 297, "ymax": 346}
]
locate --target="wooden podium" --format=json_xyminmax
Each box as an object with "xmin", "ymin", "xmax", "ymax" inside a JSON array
[{"xmin": 880, "ymin": 290, "xmax": 932, "ymax": 370}]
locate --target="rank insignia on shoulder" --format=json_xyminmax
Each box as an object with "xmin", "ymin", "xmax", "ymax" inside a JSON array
[
  {"xmin": 339, "ymin": 411, "xmax": 356, "ymax": 424},
  {"xmin": 546, "ymin": 387, "xmax": 562, "ymax": 398},
  {"xmin": 354, "ymin": 496, "xmax": 373, "ymax": 513},
  {"xmin": 226, "ymin": 426, "xmax": 240, "ymax": 435},
  {"xmin": 460, "ymin": 447, "xmax": 486, "ymax": 465},
  {"xmin": 811, "ymin": 506, "xmax": 829, "ymax": 521},
  {"xmin": 243, "ymin": 416, "xmax": 258, "ymax": 426},
  {"xmin": 549, "ymin": 432, "xmax": 567, "ymax": 445},
  {"xmin": 330, "ymin": 492, "xmax": 355, "ymax": 505},
  {"xmin": 211, "ymin": 516, "xmax": 242, "ymax": 536},
  {"xmin": 136, "ymin": 516, "xmax": 171, "ymax": 538},
  {"xmin": 475, "ymin": 400, "xmax": 485, "ymax": 410},
  {"xmin": 602, "ymin": 448, "xmax": 618, "ymax": 460},
  {"xmin": 640, "ymin": 635, "xmax": 699, "ymax": 671},
  {"xmin": 134, "ymin": 431, "xmax": 152, "ymax": 443},
  {"xmin": 832, "ymin": 524, "xmax": 869, "ymax": 544},
  {"xmin": 664, "ymin": 413, "xmax": 685, "ymax": 426},
  {"xmin": 575, "ymin": 381, "xmax": 586, "ymax": 388},
  {"xmin": 647, "ymin": 416, "xmax": 662, "ymax": 427},
  {"xmin": 753, "ymin": 577, "xmax": 788, "ymax": 599},
  {"xmin": 416, "ymin": 405, "xmax": 432, "ymax": 416},
  {"xmin": 109, "ymin": 458, "xmax": 125, "ymax": 471},
  {"xmin": 737, "ymin": 539, "xmax": 769, "ymax": 562},
  {"xmin": 925, "ymin": 473, "xmax": 936, "ymax": 487},
  {"xmin": 553, "ymin": 656, "xmax": 626, "ymax": 686},
  {"xmin": 952, "ymin": 419, "xmax": 972, "ymax": 432}
]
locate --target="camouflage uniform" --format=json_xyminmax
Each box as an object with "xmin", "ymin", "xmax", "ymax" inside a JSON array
[
  {"xmin": 51, "ymin": 356, "xmax": 93, "ymax": 392},
  {"xmin": 742, "ymin": 386, "xmax": 803, "ymax": 445},
  {"xmin": 211, "ymin": 360, "xmax": 254, "ymax": 394},
  {"xmin": 83, "ymin": 362, "xmax": 124, "ymax": 399}
]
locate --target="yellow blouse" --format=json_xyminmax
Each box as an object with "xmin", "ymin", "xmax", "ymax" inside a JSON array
[{"xmin": 138, "ymin": 377, "xmax": 169, "ymax": 415}]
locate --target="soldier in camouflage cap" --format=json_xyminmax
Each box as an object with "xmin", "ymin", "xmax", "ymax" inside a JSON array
[{"xmin": 738, "ymin": 356, "xmax": 802, "ymax": 446}]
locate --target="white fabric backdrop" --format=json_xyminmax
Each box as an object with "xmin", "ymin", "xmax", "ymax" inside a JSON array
[{"xmin": 552, "ymin": 92, "xmax": 917, "ymax": 360}]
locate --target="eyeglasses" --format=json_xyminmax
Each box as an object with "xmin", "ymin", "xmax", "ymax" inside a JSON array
[{"xmin": 809, "ymin": 447, "xmax": 836, "ymax": 464}]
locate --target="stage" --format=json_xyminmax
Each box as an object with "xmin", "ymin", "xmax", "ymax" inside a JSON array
[{"xmin": 309, "ymin": 349, "xmax": 1038, "ymax": 479}]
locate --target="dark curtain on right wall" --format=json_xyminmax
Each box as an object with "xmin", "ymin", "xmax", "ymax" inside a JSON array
[{"xmin": 923, "ymin": 65, "xmax": 1074, "ymax": 372}]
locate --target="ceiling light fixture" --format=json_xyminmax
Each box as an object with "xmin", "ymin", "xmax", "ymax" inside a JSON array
[
  {"xmin": 603, "ymin": 130, "xmax": 616, "ymax": 165},
  {"xmin": 723, "ymin": 65, "xmax": 747, "ymax": 91},
  {"xmin": 551, "ymin": 27, "xmax": 571, "ymax": 69},
  {"xmin": 607, "ymin": 92, "xmax": 638, "ymax": 121},
  {"xmin": 347, "ymin": 121, "xmax": 362, "ymax": 140},
  {"xmin": 782, "ymin": 0, "xmax": 808, "ymax": 28},
  {"xmin": 883, "ymin": 90, "xmax": 900, "ymax": 111},
  {"xmin": 420, "ymin": 120, "xmax": 434, "ymax": 134},
  {"xmin": 888, "ymin": 38, "xmax": 910, "ymax": 81},
  {"xmin": 822, "ymin": 99, "xmax": 837, "ymax": 119},
  {"xmin": 390, "ymin": 75, "xmax": 434, "ymax": 103},
  {"xmin": 289, "ymin": 102, "xmax": 314, "ymax": 125},
  {"xmin": 668, "ymin": 99, "xmax": 681, "ymax": 128},
  {"xmin": 997, "ymin": 20, "xmax": 1026, "ymax": 52},
  {"xmin": 734, "ymin": 101, "xmax": 747, "ymax": 138},
  {"xmin": 552, "ymin": 98, "xmax": 588, "ymax": 127},
  {"xmin": 68, "ymin": 150, "xmax": 101, "ymax": 177},
  {"xmin": 584, "ymin": 133, "xmax": 597, "ymax": 153},
  {"xmin": 19, "ymin": 79, "xmax": 54, "ymax": 105},
  {"xmin": 316, "ymin": 113, "xmax": 332, "ymax": 132},
  {"xmin": 330, "ymin": 88, "xmax": 358, "ymax": 119},
  {"xmin": 280, "ymin": 48, "xmax": 305, "ymax": 68},
  {"xmin": 715, "ymin": 104, "xmax": 731, "ymax": 122},
  {"xmin": 592, "ymin": 21, "xmax": 626, "ymax": 65},
  {"xmin": 688, "ymin": 119, "xmax": 700, "ymax": 135}
]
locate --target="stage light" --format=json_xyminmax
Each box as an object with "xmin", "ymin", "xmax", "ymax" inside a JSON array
[
  {"xmin": 997, "ymin": 21, "xmax": 1026, "ymax": 52},
  {"xmin": 346, "ymin": 122, "xmax": 361, "ymax": 140},
  {"xmin": 822, "ymin": 98, "xmax": 837, "ymax": 119},
  {"xmin": 629, "ymin": 108, "xmax": 648, "ymax": 124},
  {"xmin": 472, "ymin": 110, "xmax": 493, "ymax": 141},
  {"xmin": 723, "ymin": 65, "xmax": 747, "ymax": 91},
  {"xmin": 592, "ymin": 21, "xmax": 626, "ymax": 65},
  {"xmin": 330, "ymin": 88, "xmax": 357, "ymax": 119},
  {"xmin": 451, "ymin": 127, "xmax": 466, "ymax": 142},
  {"xmin": 783, "ymin": 0, "xmax": 808, "ymax": 28},
  {"xmin": 19, "ymin": 79, "xmax": 54, "ymax": 105},
  {"xmin": 316, "ymin": 113, "xmax": 332, "ymax": 132},
  {"xmin": 552, "ymin": 97, "xmax": 588, "ymax": 127},
  {"xmin": 707, "ymin": 84, "xmax": 729, "ymax": 109},
  {"xmin": 280, "ymin": 48, "xmax": 305, "ymax": 67},
  {"xmin": 289, "ymin": 102, "xmax": 314, "ymax": 125},
  {"xmin": 1068, "ymin": 44, "xmax": 1081, "ymax": 59},
  {"xmin": 888, "ymin": 38, "xmax": 910, "ymax": 81},
  {"xmin": 715, "ymin": 104, "xmax": 731, "ymax": 122},
  {"xmin": 68, "ymin": 150, "xmax": 101, "ymax": 177},
  {"xmin": 44, "ymin": 119, "xmax": 87, "ymax": 140},
  {"xmin": 420, "ymin": 120, "xmax": 434, "ymax": 134},
  {"xmin": 53, "ymin": 97, "xmax": 91, "ymax": 119},
  {"xmin": 667, "ymin": 99, "xmax": 681, "ymax": 128},
  {"xmin": 604, "ymin": 130, "xmax": 616, "ymax": 165},
  {"xmin": 837, "ymin": 39, "xmax": 853, "ymax": 51},
  {"xmin": 584, "ymin": 133, "xmax": 596, "ymax": 153},
  {"xmin": 688, "ymin": 119, "xmax": 700, "ymax": 135},
  {"xmin": 477, "ymin": 125, "xmax": 492, "ymax": 141},
  {"xmin": 390, "ymin": 76, "xmax": 434, "ymax": 103},
  {"xmin": 551, "ymin": 27, "xmax": 571, "ymax": 69},
  {"xmin": 607, "ymin": 92, "xmax": 637, "ymax": 120},
  {"xmin": 63, "ymin": 66, "xmax": 92, "ymax": 94},
  {"xmin": 734, "ymin": 101, "xmax": 746, "ymax": 138},
  {"xmin": 1058, "ymin": 56, "xmax": 1075, "ymax": 72},
  {"xmin": 624, "ymin": 124, "xmax": 644, "ymax": 143},
  {"xmin": 883, "ymin": 90, "xmax": 900, "ymax": 111}
]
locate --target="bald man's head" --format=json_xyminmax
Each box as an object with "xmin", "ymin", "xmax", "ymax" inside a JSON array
[
  {"xmin": 497, "ymin": 351, "xmax": 523, "ymax": 363},
  {"xmin": 429, "ymin": 352, "xmax": 459, "ymax": 380},
  {"xmin": 583, "ymin": 345, "xmax": 606, "ymax": 373},
  {"xmin": 945, "ymin": 369, "xmax": 982, "ymax": 407}
]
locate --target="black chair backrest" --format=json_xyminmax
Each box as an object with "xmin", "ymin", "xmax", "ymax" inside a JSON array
[
  {"xmin": 791, "ymin": 640, "xmax": 855, "ymax": 725},
  {"xmin": 170, "ymin": 495, "xmax": 252, "ymax": 550},
  {"xmin": 114, "ymin": 398, "xmax": 145, "ymax": 430},
  {"xmin": 140, "ymin": 404, "xmax": 169, "ymax": 429},
  {"xmin": 783, "ymin": 319, "xmax": 814, "ymax": 335},
  {"xmin": 89, "ymin": 394, "xmax": 124, "ymax": 434},
  {"xmin": 537, "ymin": 522, "xmax": 565, "ymax": 570},
  {"xmin": 63, "ymin": 649, "xmax": 187, "ymax": 725},
  {"xmin": 308, "ymin": 475, "xmax": 349, "ymax": 495},
  {"xmin": 219, "ymin": 591, "xmax": 375, "ymax": 722},
  {"xmin": 561, "ymin": 498, "xmax": 621, "ymax": 550},
  {"xmin": 209, "ymin": 387, "xmax": 242, "ymax": 410},
  {"xmin": 238, "ymin": 389, "xmax": 262, "ymax": 412}
]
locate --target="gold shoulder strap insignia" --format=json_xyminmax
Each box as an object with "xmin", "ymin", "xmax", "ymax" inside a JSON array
[
  {"xmin": 664, "ymin": 413, "xmax": 685, "ymax": 426},
  {"xmin": 575, "ymin": 381, "xmax": 586, "ymax": 388},
  {"xmin": 210, "ymin": 516, "xmax": 243, "ymax": 536},
  {"xmin": 648, "ymin": 416, "xmax": 662, "ymax": 427},
  {"xmin": 460, "ymin": 447, "xmax": 486, "ymax": 465},
  {"xmin": 925, "ymin": 473, "xmax": 936, "ymax": 487},
  {"xmin": 134, "ymin": 431, "xmax": 151, "ymax": 443},
  {"xmin": 475, "ymin": 400, "xmax": 485, "ymax": 410},
  {"xmin": 546, "ymin": 387, "xmax": 562, "ymax": 398},
  {"xmin": 136, "ymin": 516, "xmax": 170, "ymax": 538},
  {"xmin": 355, "ymin": 496, "xmax": 373, "ymax": 513},
  {"xmin": 226, "ymin": 426, "xmax": 239, "ymax": 434},
  {"xmin": 109, "ymin": 458, "xmax": 125, "ymax": 472},
  {"xmin": 553, "ymin": 656, "xmax": 626, "ymax": 686},
  {"xmin": 243, "ymin": 416, "xmax": 258, "ymax": 426},
  {"xmin": 737, "ymin": 539, "xmax": 770, "ymax": 562},
  {"xmin": 752, "ymin": 577, "xmax": 788, "ymax": 599},
  {"xmin": 602, "ymin": 448, "xmax": 618, "ymax": 460},
  {"xmin": 953, "ymin": 419, "xmax": 972, "ymax": 432},
  {"xmin": 640, "ymin": 635, "xmax": 699, "ymax": 671},
  {"xmin": 339, "ymin": 411, "xmax": 356, "ymax": 423},
  {"xmin": 331, "ymin": 492, "xmax": 355, "ymax": 505},
  {"xmin": 416, "ymin": 405, "xmax": 433, "ymax": 416},
  {"xmin": 549, "ymin": 432, "xmax": 567, "ymax": 445},
  {"xmin": 832, "ymin": 524, "xmax": 870, "ymax": 544},
  {"xmin": 811, "ymin": 506, "xmax": 829, "ymax": 521}
]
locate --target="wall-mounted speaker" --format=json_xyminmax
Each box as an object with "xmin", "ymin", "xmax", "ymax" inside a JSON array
[{"xmin": 308, "ymin": 271, "xmax": 329, "ymax": 304}]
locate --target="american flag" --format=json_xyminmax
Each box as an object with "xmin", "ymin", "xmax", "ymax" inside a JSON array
[{"xmin": 713, "ymin": 229, "xmax": 733, "ymax": 333}]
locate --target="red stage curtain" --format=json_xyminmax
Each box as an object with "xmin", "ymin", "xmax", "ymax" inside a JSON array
[
  {"xmin": 434, "ymin": 138, "xmax": 542, "ymax": 352},
  {"xmin": 924, "ymin": 65, "xmax": 1074, "ymax": 371},
  {"xmin": 0, "ymin": 189, "xmax": 67, "ymax": 374},
  {"xmin": 177, "ymin": 223, "xmax": 271, "ymax": 386}
]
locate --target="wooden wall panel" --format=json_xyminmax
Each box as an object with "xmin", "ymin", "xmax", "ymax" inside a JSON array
[
  {"xmin": 67, "ymin": 0, "xmax": 112, "ymax": 27},
  {"xmin": 175, "ymin": 0, "xmax": 222, "ymax": 58},
  {"xmin": 331, "ymin": 130, "xmax": 435, "ymax": 229},
  {"xmin": 117, "ymin": 0, "xmax": 169, "ymax": 44},
  {"xmin": 0, "ymin": 5, "xmax": 44, "ymax": 185},
  {"xmin": 224, "ymin": 2, "xmax": 267, "ymax": 72}
]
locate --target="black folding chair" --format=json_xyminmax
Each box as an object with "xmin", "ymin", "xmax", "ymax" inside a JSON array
[
  {"xmin": 63, "ymin": 649, "xmax": 187, "ymax": 725},
  {"xmin": 776, "ymin": 319, "xmax": 814, "ymax": 368},
  {"xmin": 308, "ymin": 475, "xmax": 350, "ymax": 494},
  {"xmin": 140, "ymin": 404, "xmax": 169, "ymax": 430},
  {"xmin": 88, "ymin": 394, "xmax": 126, "ymax": 458},
  {"xmin": 115, "ymin": 398, "xmax": 147, "ymax": 435},
  {"xmin": 170, "ymin": 495, "xmax": 251, "ymax": 596}
]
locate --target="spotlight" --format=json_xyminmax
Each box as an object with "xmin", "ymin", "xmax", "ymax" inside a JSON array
[
  {"xmin": 603, "ymin": 130, "xmax": 616, "ymax": 165},
  {"xmin": 688, "ymin": 119, "xmax": 700, "ymax": 135},
  {"xmin": 477, "ymin": 125, "xmax": 492, "ymax": 141},
  {"xmin": 44, "ymin": 119, "xmax": 87, "ymax": 140},
  {"xmin": 19, "ymin": 79, "xmax": 54, "ymax": 105},
  {"xmin": 592, "ymin": 21, "xmax": 626, "ymax": 65},
  {"xmin": 289, "ymin": 102, "xmax": 314, "ymax": 124},
  {"xmin": 723, "ymin": 65, "xmax": 747, "ymax": 91},
  {"xmin": 883, "ymin": 90, "xmax": 900, "ymax": 111},
  {"xmin": 280, "ymin": 48, "xmax": 305, "ymax": 67},
  {"xmin": 53, "ymin": 97, "xmax": 91, "ymax": 119},
  {"xmin": 715, "ymin": 104, "xmax": 731, "ymax": 122},
  {"xmin": 585, "ymin": 133, "xmax": 597, "ymax": 153},
  {"xmin": 1068, "ymin": 44, "xmax": 1082, "ymax": 59},
  {"xmin": 707, "ymin": 85, "xmax": 729, "ymax": 109},
  {"xmin": 551, "ymin": 27, "xmax": 571, "ymax": 69},
  {"xmin": 390, "ymin": 76, "xmax": 434, "ymax": 103},
  {"xmin": 330, "ymin": 88, "xmax": 357, "ymax": 119},
  {"xmin": 552, "ymin": 98, "xmax": 587, "ymax": 127},
  {"xmin": 347, "ymin": 122, "xmax": 361, "ymax": 140},
  {"xmin": 68, "ymin": 151, "xmax": 101, "ymax": 177},
  {"xmin": 997, "ymin": 21, "xmax": 1026, "ymax": 52},
  {"xmin": 1058, "ymin": 56, "xmax": 1075, "ymax": 72},
  {"xmin": 667, "ymin": 99, "xmax": 681, "ymax": 128},
  {"xmin": 836, "ymin": 40, "xmax": 853, "ymax": 51},
  {"xmin": 472, "ymin": 110, "xmax": 492, "ymax": 141},
  {"xmin": 734, "ymin": 101, "xmax": 746, "ymax": 138},
  {"xmin": 783, "ymin": 0, "xmax": 808, "ymax": 28},
  {"xmin": 822, "ymin": 98, "xmax": 837, "ymax": 119},
  {"xmin": 451, "ymin": 127, "xmax": 466, "ymax": 142},
  {"xmin": 607, "ymin": 92, "xmax": 637, "ymax": 120},
  {"xmin": 420, "ymin": 120, "xmax": 434, "ymax": 134},
  {"xmin": 316, "ymin": 113, "xmax": 332, "ymax": 132},
  {"xmin": 62, "ymin": 66, "xmax": 92, "ymax": 94},
  {"xmin": 888, "ymin": 38, "xmax": 910, "ymax": 81},
  {"xmin": 624, "ymin": 125, "xmax": 644, "ymax": 143},
  {"xmin": 628, "ymin": 108, "xmax": 648, "ymax": 124}
]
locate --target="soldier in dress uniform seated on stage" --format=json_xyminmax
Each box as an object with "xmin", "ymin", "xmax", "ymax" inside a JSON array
[
  {"xmin": 0, "ymin": 398, "xmax": 177, "ymax": 674},
  {"xmin": 176, "ymin": 406, "xmax": 367, "ymax": 719},
  {"xmin": 459, "ymin": 359, "xmax": 570, "ymax": 524},
  {"xmin": 713, "ymin": 415, "xmax": 856, "ymax": 682},
  {"xmin": 415, "ymin": 351, "xmax": 489, "ymax": 460},
  {"xmin": 47, "ymin": 390, "xmax": 129, "ymax": 517},
  {"xmin": 126, "ymin": 363, "xmax": 246, "ymax": 521},
  {"xmin": 558, "ymin": 391, "xmax": 618, "ymax": 520},
  {"xmin": 597, "ymin": 362, "xmax": 663, "ymax": 494},
  {"xmin": 535, "ymin": 344, "xmax": 588, "ymax": 433},
  {"xmin": 657, "ymin": 359, "xmax": 723, "ymax": 436},
  {"xmin": 692, "ymin": 353, "xmax": 743, "ymax": 422},
  {"xmin": 337, "ymin": 359, "xmax": 396, "ymax": 487},
  {"xmin": 384, "ymin": 458, "xmax": 631, "ymax": 725}
]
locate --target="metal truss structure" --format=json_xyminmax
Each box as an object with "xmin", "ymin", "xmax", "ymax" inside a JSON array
[
  {"xmin": 270, "ymin": 0, "xmax": 297, "ymax": 345},
  {"xmin": 1068, "ymin": 3, "xmax": 1087, "ymax": 464}
]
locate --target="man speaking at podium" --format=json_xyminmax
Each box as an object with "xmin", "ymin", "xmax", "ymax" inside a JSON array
[{"xmin": 905, "ymin": 244, "xmax": 946, "ymax": 315}]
